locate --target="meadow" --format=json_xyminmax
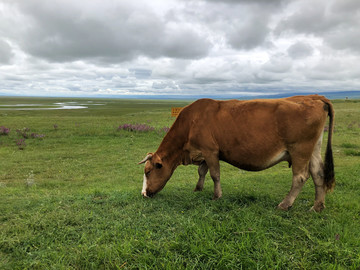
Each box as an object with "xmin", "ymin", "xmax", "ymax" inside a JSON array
[{"xmin": 0, "ymin": 96, "xmax": 359, "ymax": 269}]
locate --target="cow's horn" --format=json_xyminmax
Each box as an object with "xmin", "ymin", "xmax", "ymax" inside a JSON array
[{"xmin": 138, "ymin": 153, "xmax": 153, "ymax": 164}]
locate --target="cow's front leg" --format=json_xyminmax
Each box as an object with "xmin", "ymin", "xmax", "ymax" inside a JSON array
[
  {"xmin": 194, "ymin": 161, "xmax": 208, "ymax": 192},
  {"xmin": 206, "ymin": 156, "xmax": 222, "ymax": 200}
]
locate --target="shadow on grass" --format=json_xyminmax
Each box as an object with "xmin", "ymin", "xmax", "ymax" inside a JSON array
[{"xmin": 143, "ymin": 188, "xmax": 280, "ymax": 214}]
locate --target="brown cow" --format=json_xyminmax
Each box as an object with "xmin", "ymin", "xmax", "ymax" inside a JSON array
[{"xmin": 139, "ymin": 95, "xmax": 335, "ymax": 212}]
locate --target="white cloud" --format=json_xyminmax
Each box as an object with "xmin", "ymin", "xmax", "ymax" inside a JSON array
[{"xmin": 0, "ymin": 0, "xmax": 359, "ymax": 97}]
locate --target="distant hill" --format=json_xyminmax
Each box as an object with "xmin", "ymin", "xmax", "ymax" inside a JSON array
[
  {"xmin": 1, "ymin": 90, "xmax": 360, "ymax": 100},
  {"xmin": 92, "ymin": 90, "xmax": 360, "ymax": 100},
  {"xmin": 93, "ymin": 90, "xmax": 360, "ymax": 100},
  {"xmin": 237, "ymin": 91, "xmax": 360, "ymax": 100}
]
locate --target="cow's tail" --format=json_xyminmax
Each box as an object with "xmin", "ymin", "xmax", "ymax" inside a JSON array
[{"xmin": 323, "ymin": 98, "xmax": 335, "ymax": 192}]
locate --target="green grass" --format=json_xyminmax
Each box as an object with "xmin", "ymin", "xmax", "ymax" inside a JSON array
[{"xmin": 1, "ymin": 97, "xmax": 360, "ymax": 269}]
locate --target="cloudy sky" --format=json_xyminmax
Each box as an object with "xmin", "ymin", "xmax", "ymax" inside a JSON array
[{"xmin": 1, "ymin": 0, "xmax": 360, "ymax": 97}]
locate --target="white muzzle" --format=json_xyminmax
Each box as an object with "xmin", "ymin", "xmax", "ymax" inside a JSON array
[{"xmin": 141, "ymin": 174, "xmax": 148, "ymax": 197}]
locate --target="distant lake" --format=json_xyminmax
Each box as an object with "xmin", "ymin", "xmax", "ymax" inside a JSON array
[{"xmin": 0, "ymin": 101, "xmax": 105, "ymax": 110}]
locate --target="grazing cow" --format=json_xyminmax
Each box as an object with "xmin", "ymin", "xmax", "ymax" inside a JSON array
[{"xmin": 139, "ymin": 95, "xmax": 335, "ymax": 212}]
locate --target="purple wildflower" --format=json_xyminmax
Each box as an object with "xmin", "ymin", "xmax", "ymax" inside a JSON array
[
  {"xmin": 31, "ymin": 133, "xmax": 45, "ymax": 139},
  {"xmin": 16, "ymin": 139, "xmax": 26, "ymax": 150},
  {"xmin": 117, "ymin": 123, "xmax": 155, "ymax": 132},
  {"xmin": 0, "ymin": 126, "xmax": 10, "ymax": 135},
  {"xmin": 16, "ymin": 128, "xmax": 30, "ymax": 138}
]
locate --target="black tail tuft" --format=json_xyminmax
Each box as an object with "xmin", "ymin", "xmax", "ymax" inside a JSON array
[{"xmin": 323, "ymin": 99, "xmax": 335, "ymax": 192}]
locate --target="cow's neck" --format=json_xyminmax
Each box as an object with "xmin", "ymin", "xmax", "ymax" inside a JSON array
[{"xmin": 156, "ymin": 129, "xmax": 186, "ymax": 170}]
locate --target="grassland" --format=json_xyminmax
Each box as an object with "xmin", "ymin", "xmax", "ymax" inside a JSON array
[{"xmin": 0, "ymin": 96, "xmax": 359, "ymax": 269}]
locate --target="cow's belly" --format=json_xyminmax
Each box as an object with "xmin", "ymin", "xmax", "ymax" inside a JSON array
[{"xmin": 219, "ymin": 149, "xmax": 291, "ymax": 171}]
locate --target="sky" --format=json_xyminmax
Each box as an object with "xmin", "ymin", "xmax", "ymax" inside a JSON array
[{"xmin": 1, "ymin": 0, "xmax": 360, "ymax": 98}]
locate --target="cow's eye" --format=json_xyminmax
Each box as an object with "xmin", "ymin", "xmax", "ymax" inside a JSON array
[
  {"xmin": 155, "ymin": 163, "xmax": 163, "ymax": 169},
  {"xmin": 145, "ymin": 171, "xmax": 151, "ymax": 177}
]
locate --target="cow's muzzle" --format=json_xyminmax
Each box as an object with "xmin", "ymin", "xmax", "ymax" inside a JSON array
[{"xmin": 142, "ymin": 190, "xmax": 155, "ymax": 198}]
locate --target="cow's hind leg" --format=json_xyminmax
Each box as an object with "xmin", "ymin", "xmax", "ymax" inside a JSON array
[
  {"xmin": 205, "ymin": 155, "xmax": 222, "ymax": 200},
  {"xmin": 309, "ymin": 136, "xmax": 326, "ymax": 212},
  {"xmin": 278, "ymin": 156, "xmax": 311, "ymax": 211},
  {"xmin": 194, "ymin": 161, "xmax": 208, "ymax": 192}
]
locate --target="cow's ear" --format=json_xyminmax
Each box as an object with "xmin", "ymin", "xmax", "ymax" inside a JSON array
[
  {"xmin": 152, "ymin": 153, "xmax": 163, "ymax": 169},
  {"xmin": 155, "ymin": 162, "xmax": 163, "ymax": 169}
]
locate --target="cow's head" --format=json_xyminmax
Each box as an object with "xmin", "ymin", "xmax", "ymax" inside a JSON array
[{"xmin": 138, "ymin": 153, "xmax": 172, "ymax": 198}]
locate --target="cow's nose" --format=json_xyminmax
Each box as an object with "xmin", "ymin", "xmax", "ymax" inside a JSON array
[{"xmin": 144, "ymin": 190, "xmax": 155, "ymax": 198}]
